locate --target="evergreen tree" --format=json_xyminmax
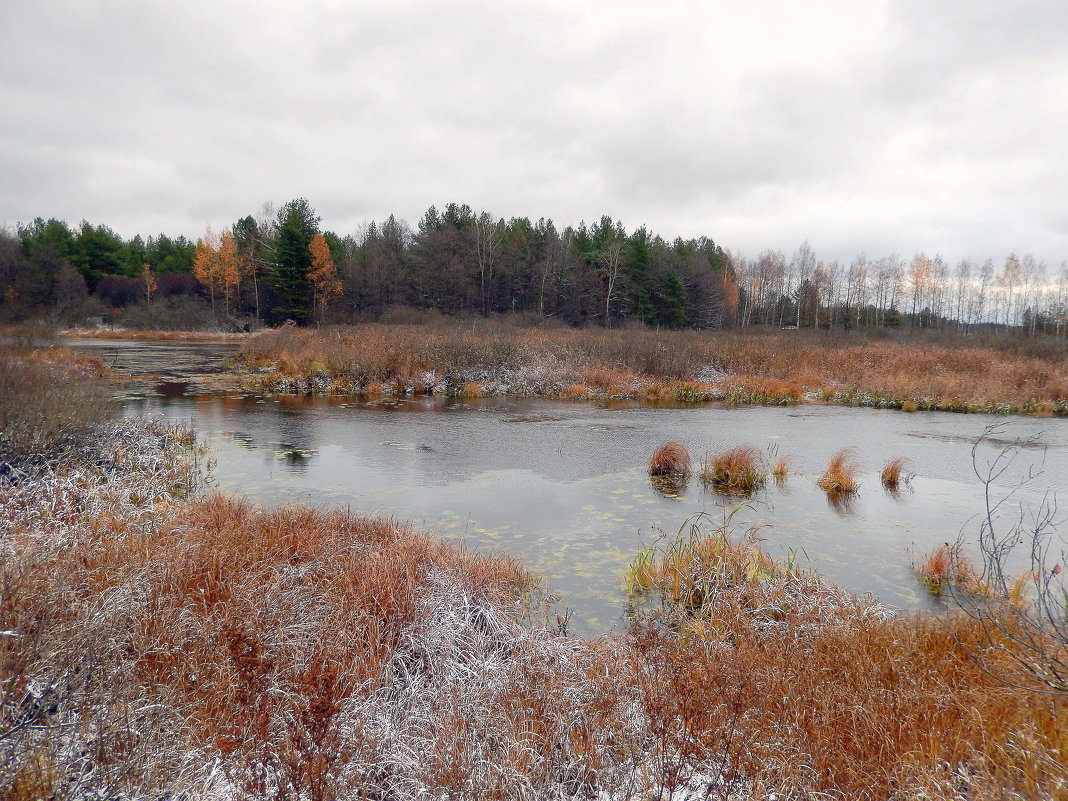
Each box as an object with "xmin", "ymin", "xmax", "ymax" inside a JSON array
[
  {"xmin": 626, "ymin": 226, "xmax": 655, "ymax": 324},
  {"xmin": 654, "ymin": 268, "xmax": 689, "ymax": 329},
  {"xmin": 270, "ymin": 198, "xmax": 319, "ymax": 324}
]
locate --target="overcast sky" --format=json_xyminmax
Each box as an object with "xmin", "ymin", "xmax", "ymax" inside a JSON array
[{"xmin": 2, "ymin": 0, "xmax": 1066, "ymax": 265}]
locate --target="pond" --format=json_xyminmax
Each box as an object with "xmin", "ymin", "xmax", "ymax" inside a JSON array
[{"xmin": 81, "ymin": 339, "xmax": 1068, "ymax": 634}]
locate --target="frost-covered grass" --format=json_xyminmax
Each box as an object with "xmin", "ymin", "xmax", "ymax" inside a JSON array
[
  {"xmin": 9, "ymin": 482, "xmax": 1066, "ymax": 799},
  {"xmin": 3, "ymin": 347, "xmax": 1067, "ymax": 800}
]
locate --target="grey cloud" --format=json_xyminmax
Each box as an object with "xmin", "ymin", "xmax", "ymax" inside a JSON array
[{"xmin": 1, "ymin": 0, "xmax": 1066, "ymax": 268}]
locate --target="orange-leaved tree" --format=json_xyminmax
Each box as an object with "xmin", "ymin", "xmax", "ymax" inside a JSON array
[
  {"xmin": 192, "ymin": 227, "xmax": 220, "ymax": 312},
  {"xmin": 216, "ymin": 231, "xmax": 241, "ymax": 316},
  {"xmin": 307, "ymin": 233, "xmax": 341, "ymax": 325}
]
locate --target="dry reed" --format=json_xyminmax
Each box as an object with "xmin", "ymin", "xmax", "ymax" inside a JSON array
[
  {"xmin": 772, "ymin": 454, "xmax": 793, "ymax": 483},
  {"xmin": 648, "ymin": 441, "xmax": 691, "ymax": 476},
  {"xmin": 817, "ymin": 448, "xmax": 861, "ymax": 494},
  {"xmin": 914, "ymin": 543, "xmax": 989, "ymax": 597},
  {"xmin": 235, "ymin": 323, "xmax": 1068, "ymax": 414},
  {"xmin": 700, "ymin": 445, "xmax": 766, "ymax": 493},
  {"xmin": 625, "ymin": 518, "xmax": 1068, "ymax": 799},
  {"xmin": 881, "ymin": 457, "xmax": 910, "ymax": 489}
]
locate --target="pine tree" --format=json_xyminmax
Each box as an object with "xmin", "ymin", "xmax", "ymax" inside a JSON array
[{"xmin": 270, "ymin": 199, "xmax": 319, "ymax": 324}]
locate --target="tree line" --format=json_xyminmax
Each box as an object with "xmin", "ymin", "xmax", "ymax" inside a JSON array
[
  {"xmin": 732, "ymin": 244, "xmax": 1068, "ymax": 336},
  {"xmin": 2, "ymin": 197, "xmax": 1066, "ymax": 335},
  {"xmin": 1, "ymin": 199, "xmax": 734, "ymax": 330}
]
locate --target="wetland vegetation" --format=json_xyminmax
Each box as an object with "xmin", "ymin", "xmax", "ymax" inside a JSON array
[
  {"xmin": 2, "ymin": 338, "xmax": 1067, "ymax": 799},
  {"xmin": 235, "ymin": 322, "xmax": 1068, "ymax": 415}
]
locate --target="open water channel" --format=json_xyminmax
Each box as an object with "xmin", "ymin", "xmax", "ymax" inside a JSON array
[{"xmin": 74, "ymin": 338, "xmax": 1068, "ymax": 634}]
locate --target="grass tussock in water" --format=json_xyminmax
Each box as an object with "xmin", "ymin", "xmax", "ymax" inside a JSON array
[
  {"xmin": 817, "ymin": 447, "xmax": 861, "ymax": 495},
  {"xmin": 700, "ymin": 445, "xmax": 766, "ymax": 494},
  {"xmin": 648, "ymin": 440, "xmax": 691, "ymax": 477},
  {"xmin": 771, "ymin": 453, "xmax": 793, "ymax": 483},
  {"xmin": 913, "ymin": 542, "xmax": 991, "ymax": 598},
  {"xmin": 881, "ymin": 456, "xmax": 911, "ymax": 490},
  {"xmin": 236, "ymin": 322, "xmax": 1068, "ymax": 414}
]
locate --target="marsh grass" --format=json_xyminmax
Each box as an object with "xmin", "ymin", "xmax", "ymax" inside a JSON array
[
  {"xmin": 700, "ymin": 446, "xmax": 766, "ymax": 494},
  {"xmin": 625, "ymin": 517, "xmax": 1068, "ymax": 799},
  {"xmin": 817, "ymin": 448, "xmax": 861, "ymax": 495},
  {"xmin": 6, "ymin": 342, "xmax": 1068, "ymax": 799},
  {"xmin": 236, "ymin": 323, "xmax": 1068, "ymax": 414},
  {"xmin": 771, "ymin": 453, "xmax": 793, "ymax": 484},
  {"xmin": 7, "ymin": 461, "xmax": 1068, "ymax": 798},
  {"xmin": 913, "ymin": 543, "xmax": 990, "ymax": 597},
  {"xmin": 0, "ymin": 347, "xmax": 113, "ymax": 471},
  {"xmin": 648, "ymin": 441, "xmax": 691, "ymax": 477},
  {"xmin": 881, "ymin": 457, "xmax": 911, "ymax": 490}
]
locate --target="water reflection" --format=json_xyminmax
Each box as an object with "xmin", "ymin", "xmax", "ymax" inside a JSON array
[
  {"xmin": 648, "ymin": 474, "xmax": 690, "ymax": 500},
  {"xmin": 824, "ymin": 490, "xmax": 858, "ymax": 517},
  {"xmin": 117, "ymin": 390, "xmax": 1065, "ymax": 635},
  {"xmin": 80, "ymin": 336, "xmax": 1066, "ymax": 635}
]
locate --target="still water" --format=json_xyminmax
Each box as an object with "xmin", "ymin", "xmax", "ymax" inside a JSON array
[{"xmin": 81, "ymin": 339, "xmax": 1068, "ymax": 634}]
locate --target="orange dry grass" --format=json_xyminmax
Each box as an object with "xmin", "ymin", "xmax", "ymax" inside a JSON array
[
  {"xmin": 16, "ymin": 496, "xmax": 533, "ymax": 763},
  {"xmin": 700, "ymin": 445, "xmax": 766, "ymax": 493},
  {"xmin": 881, "ymin": 457, "xmax": 910, "ymax": 489},
  {"xmin": 627, "ymin": 524, "xmax": 1068, "ymax": 798},
  {"xmin": 7, "ymin": 487, "xmax": 1068, "ymax": 797},
  {"xmin": 914, "ymin": 543, "xmax": 988, "ymax": 596},
  {"xmin": 459, "ymin": 380, "xmax": 484, "ymax": 397},
  {"xmin": 817, "ymin": 448, "xmax": 860, "ymax": 494},
  {"xmin": 772, "ymin": 454, "xmax": 793, "ymax": 482},
  {"xmin": 236, "ymin": 323, "xmax": 1068, "ymax": 412},
  {"xmin": 630, "ymin": 613, "xmax": 1068, "ymax": 798},
  {"xmin": 648, "ymin": 441, "xmax": 691, "ymax": 477}
]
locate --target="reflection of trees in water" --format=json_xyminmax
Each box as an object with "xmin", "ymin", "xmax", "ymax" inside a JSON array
[
  {"xmin": 275, "ymin": 443, "xmax": 314, "ymax": 472},
  {"xmin": 240, "ymin": 402, "xmax": 320, "ymax": 473}
]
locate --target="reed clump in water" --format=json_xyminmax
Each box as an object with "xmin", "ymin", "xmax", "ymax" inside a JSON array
[
  {"xmin": 913, "ymin": 543, "xmax": 989, "ymax": 597},
  {"xmin": 700, "ymin": 445, "xmax": 766, "ymax": 493},
  {"xmin": 648, "ymin": 440, "xmax": 691, "ymax": 477},
  {"xmin": 881, "ymin": 457, "xmax": 911, "ymax": 490},
  {"xmin": 772, "ymin": 453, "xmax": 793, "ymax": 484},
  {"xmin": 817, "ymin": 448, "xmax": 861, "ymax": 495}
]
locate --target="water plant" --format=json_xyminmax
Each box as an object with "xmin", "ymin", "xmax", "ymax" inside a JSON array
[
  {"xmin": 700, "ymin": 445, "xmax": 765, "ymax": 493},
  {"xmin": 817, "ymin": 448, "xmax": 860, "ymax": 494},
  {"xmin": 648, "ymin": 440, "xmax": 691, "ymax": 477},
  {"xmin": 913, "ymin": 542, "xmax": 988, "ymax": 597},
  {"xmin": 771, "ymin": 453, "xmax": 793, "ymax": 483},
  {"xmin": 881, "ymin": 456, "xmax": 911, "ymax": 489}
]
